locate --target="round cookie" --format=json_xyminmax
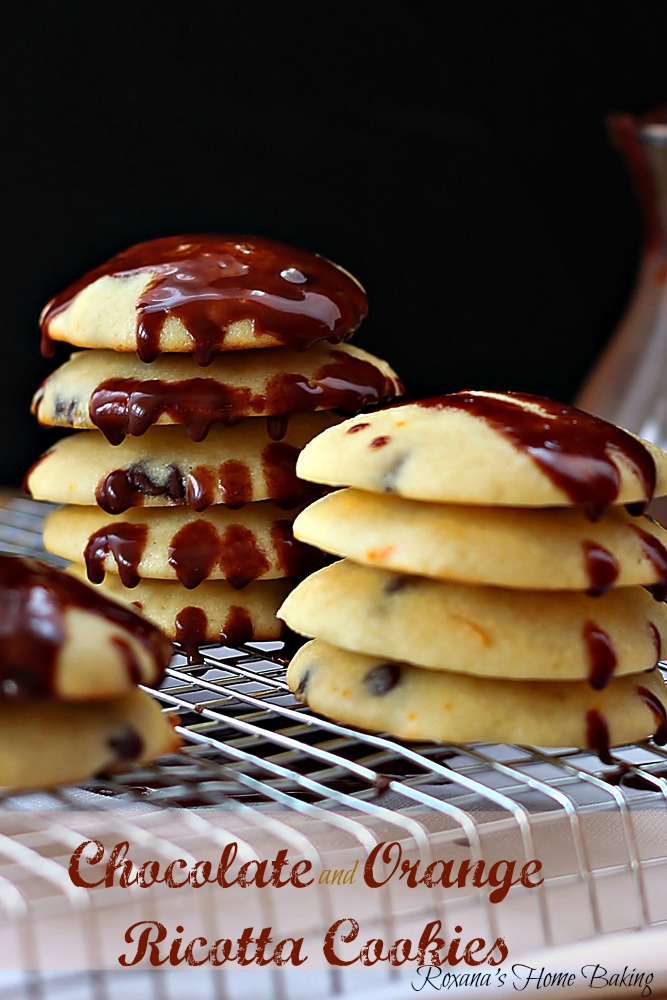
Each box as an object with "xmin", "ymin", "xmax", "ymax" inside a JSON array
[
  {"xmin": 279, "ymin": 561, "xmax": 667, "ymax": 685},
  {"xmin": 293, "ymin": 489, "xmax": 667, "ymax": 594},
  {"xmin": 45, "ymin": 502, "xmax": 321, "ymax": 589},
  {"xmin": 287, "ymin": 639, "xmax": 667, "ymax": 751},
  {"xmin": 0, "ymin": 555, "xmax": 172, "ymax": 701},
  {"xmin": 32, "ymin": 343, "xmax": 401, "ymax": 444},
  {"xmin": 296, "ymin": 392, "xmax": 667, "ymax": 516},
  {"xmin": 26, "ymin": 413, "xmax": 339, "ymax": 513},
  {"xmin": 0, "ymin": 689, "xmax": 181, "ymax": 791},
  {"xmin": 69, "ymin": 567, "xmax": 290, "ymax": 662},
  {"xmin": 41, "ymin": 234, "xmax": 368, "ymax": 364}
]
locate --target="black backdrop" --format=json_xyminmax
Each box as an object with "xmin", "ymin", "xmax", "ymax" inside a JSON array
[{"xmin": 3, "ymin": 1, "xmax": 666, "ymax": 486}]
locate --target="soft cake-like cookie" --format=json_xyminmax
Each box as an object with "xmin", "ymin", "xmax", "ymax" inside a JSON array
[
  {"xmin": 296, "ymin": 392, "xmax": 667, "ymax": 517},
  {"xmin": 287, "ymin": 639, "xmax": 667, "ymax": 751},
  {"xmin": 70, "ymin": 567, "xmax": 290, "ymax": 662},
  {"xmin": 0, "ymin": 689, "xmax": 181, "ymax": 791},
  {"xmin": 293, "ymin": 489, "xmax": 667, "ymax": 594},
  {"xmin": 279, "ymin": 560, "xmax": 667, "ymax": 685},
  {"xmin": 26, "ymin": 413, "xmax": 339, "ymax": 513},
  {"xmin": 32, "ymin": 343, "xmax": 400, "ymax": 444},
  {"xmin": 40, "ymin": 235, "xmax": 368, "ymax": 364},
  {"xmin": 0, "ymin": 555, "xmax": 171, "ymax": 700},
  {"xmin": 45, "ymin": 502, "xmax": 320, "ymax": 589}
]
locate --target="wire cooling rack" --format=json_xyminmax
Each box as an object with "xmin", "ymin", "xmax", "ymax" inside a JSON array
[{"xmin": 1, "ymin": 495, "xmax": 667, "ymax": 1000}]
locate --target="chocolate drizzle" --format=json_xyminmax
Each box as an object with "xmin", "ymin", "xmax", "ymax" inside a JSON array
[
  {"xmin": 0, "ymin": 554, "xmax": 170, "ymax": 699},
  {"xmin": 633, "ymin": 524, "xmax": 667, "ymax": 601},
  {"xmin": 166, "ymin": 520, "xmax": 271, "ymax": 590},
  {"xmin": 86, "ymin": 350, "xmax": 395, "ymax": 444},
  {"xmin": 96, "ymin": 464, "xmax": 184, "ymax": 514},
  {"xmin": 648, "ymin": 622, "xmax": 663, "ymax": 665},
  {"xmin": 174, "ymin": 603, "xmax": 255, "ymax": 666},
  {"xmin": 221, "ymin": 606, "xmax": 254, "ymax": 645},
  {"xmin": 175, "ymin": 607, "xmax": 208, "ymax": 665},
  {"xmin": 41, "ymin": 234, "xmax": 368, "ymax": 364},
  {"xmin": 418, "ymin": 392, "xmax": 658, "ymax": 520},
  {"xmin": 638, "ymin": 685, "xmax": 667, "ymax": 745},
  {"xmin": 95, "ymin": 440, "xmax": 312, "ymax": 515},
  {"xmin": 84, "ymin": 522, "xmax": 148, "ymax": 588},
  {"xmin": 583, "ymin": 620, "xmax": 617, "ymax": 690},
  {"xmin": 581, "ymin": 541, "xmax": 620, "ymax": 596},
  {"xmin": 585, "ymin": 709, "xmax": 613, "ymax": 763}
]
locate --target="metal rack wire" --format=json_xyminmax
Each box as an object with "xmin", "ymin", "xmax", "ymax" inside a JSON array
[{"xmin": 0, "ymin": 495, "xmax": 666, "ymax": 999}]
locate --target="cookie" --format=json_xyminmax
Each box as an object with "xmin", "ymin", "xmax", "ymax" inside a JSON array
[
  {"xmin": 279, "ymin": 560, "xmax": 667, "ymax": 685},
  {"xmin": 40, "ymin": 234, "xmax": 368, "ymax": 365},
  {"xmin": 32, "ymin": 343, "xmax": 401, "ymax": 444},
  {"xmin": 0, "ymin": 688, "xmax": 181, "ymax": 791},
  {"xmin": 44, "ymin": 502, "xmax": 320, "ymax": 589},
  {"xmin": 69, "ymin": 566, "xmax": 290, "ymax": 663},
  {"xmin": 293, "ymin": 490, "xmax": 667, "ymax": 595},
  {"xmin": 26, "ymin": 413, "xmax": 339, "ymax": 514},
  {"xmin": 287, "ymin": 639, "xmax": 667, "ymax": 751},
  {"xmin": 0, "ymin": 554, "xmax": 172, "ymax": 701},
  {"xmin": 296, "ymin": 392, "xmax": 667, "ymax": 518}
]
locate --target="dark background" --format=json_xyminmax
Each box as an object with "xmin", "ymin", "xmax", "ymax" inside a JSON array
[{"xmin": 2, "ymin": 1, "xmax": 666, "ymax": 486}]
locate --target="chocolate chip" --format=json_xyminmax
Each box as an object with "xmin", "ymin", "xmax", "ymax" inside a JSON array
[
  {"xmin": 107, "ymin": 726, "xmax": 144, "ymax": 761},
  {"xmin": 370, "ymin": 435, "xmax": 391, "ymax": 448},
  {"xmin": 295, "ymin": 670, "xmax": 310, "ymax": 700},
  {"xmin": 347, "ymin": 422, "xmax": 370, "ymax": 434},
  {"xmin": 166, "ymin": 465, "xmax": 185, "ymax": 501},
  {"xmin": 383, "ymin": 574, "xmax": 411, "ymax": 595},
  {"xmin": 382, "ymin": 452, "xmax": 407, "ymax": 493},
  {"xmin": 364, "ymin": 663, "xmax": 401, "ymax": 696}
]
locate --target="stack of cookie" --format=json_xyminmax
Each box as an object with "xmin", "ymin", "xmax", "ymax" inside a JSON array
[
  {"xmin": 280, "ymin": 392, "xmax": 667, "ymax": 757},
  {"xmin": 0, "ymin": 554, "xmax": 179, "ymax": 790},
  {"xmin": 26, "ymin": 235, "xmax": 402, "ymax": 662}
]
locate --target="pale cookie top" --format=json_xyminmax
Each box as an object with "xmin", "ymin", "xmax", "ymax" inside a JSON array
[
  {"xmin": 296, "ymin": 392, "xmax": 667, "ymax": 518},
  {"xmin": 287, "ymin": 639, "xmax": 667, "ymax": 752},
  {"xmin": 279, "ymin": 560, "xmax": 667, "ymax": 685},
  {"xmin": 45, "ymin": 502, "xmax": 322, "ymax": 590},
  {"xmin": 32, "ymin": 343, "xmax": 401, "ymax": 444},
  {"xmin": 0, "ymin": 689, "xmax": 181, "ymax": 792},
  {"xmin": 0, "ymin": 555, "xmax": 172, "ymax": 701},
  {"xmin": 26, "ymin": 412, "xmax": 339, "ymax": 513},
  {"xmin": 294, "ymin": 489, "xmax": 667, "ymax": 595},
  {"xmin": 40, "ymin": 235, "xmax": 368, "ymax": 365}
]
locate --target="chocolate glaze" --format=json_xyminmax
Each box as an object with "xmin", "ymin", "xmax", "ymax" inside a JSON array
[
  {"xmin": 41, "ymin": 235, "xmax": 368, "ymax": 365},
  {"xmin": 648, "ymin": 622, "xmax": 663, "ymax": 665},
  {"xmin": 95, "ymin": 442, "xmax": 312, "ymax": 514},
  {"xmin": 271, "ymin": 519, "xmax": 324, "ymax": 579},
  {"xmin": 96, "ymin": 464, "xmax": 184, "ymax": 514},
  {"xmin": 633, "ymin": 524, "xmax": 667, "ymax": 601},
  {"xmin": 175, "ymin": 607, "xmax": 208, "ymax": 665},
  {"xmin": 583, "ymin": 620, "xmax": 617, "ymax": 690},
  {"xmin": 86, "ymin": 349, "xmax": 396, "ymax": 444},
  {"xmin": 0, "ymin": 554, "xmax": 170, "ymax": 699},
  {"xmin": 218, "ymin": 525, "xmax": 271, "ymax": 589},
  {"xmin": 111, "ymin": 636, "xmax": 143, "ymax": 685},
  {"xmin": 418, "ymin": 392, "xmax": 658, "ymax": 520},
  {"xmin": 638, "ymin": 685, "xmax": 667, "ymax": 745},
  {"xmin": 267, "ymin": 415, "xmax": 289, "ymax": 441},
  {"xmin": 84, "ymin": 522, "xmax": 148, "ymax": 589},
  {"xmin": 221, "ymin": 606, "xmax": 254, "ymax": 645},
  {"xmin": 585, "ymin": 709, "xmax": 613, "ymax": 764},
  {"xmin": 581, "ymin": 541, "xmax": 620, "ymax": 596}
]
